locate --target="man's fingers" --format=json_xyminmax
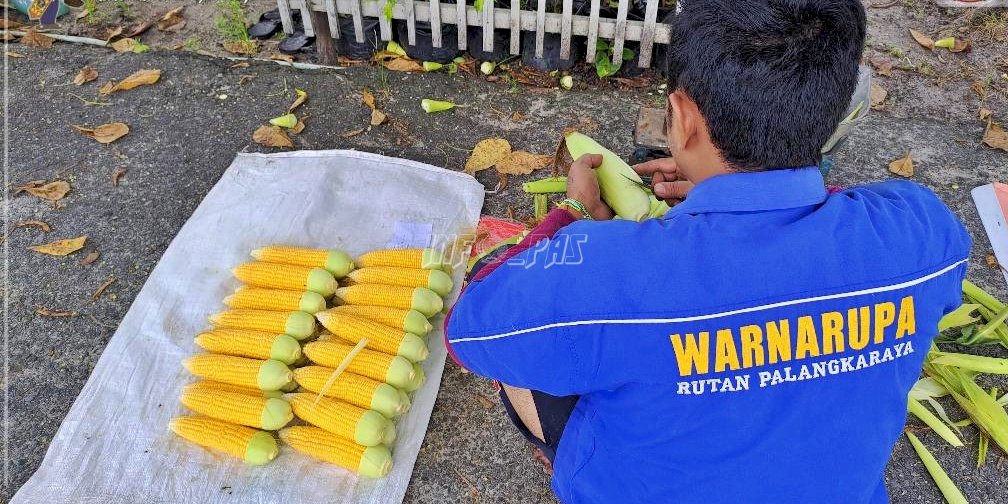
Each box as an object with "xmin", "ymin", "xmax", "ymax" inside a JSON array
[
  {"xmin": 654, "ymin": 180, "xmax": 693, "ymax": 201},
  {"xmin": 570, "ymin": 153, "xmax": 604, "ymax": 172},
  {"xmin": 632, "ymin": 156, "xmax": 679, "ymax": 176}
]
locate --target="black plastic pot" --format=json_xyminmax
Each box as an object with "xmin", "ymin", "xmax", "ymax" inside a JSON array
[
  {"xmin": 521, "ymin": 32, "xmax": 583, "ymax": 71},
  {"xmin": 652, "ymin": 10, "xmax": 677, "ymax": 77},
  {"xmin": 467, "ymin": 26, "xmax": 512, "ymax": 62},
  {"xmin": 337, "ymin": 16, "xmax": 382, "ymax": 60},
  {"xmin": 397, "ymin": 21, "xmax": 460, "ymax": 63},
  {"xmin": 618, "ymin": 42, "xmax": 646, "ymax": 77}
]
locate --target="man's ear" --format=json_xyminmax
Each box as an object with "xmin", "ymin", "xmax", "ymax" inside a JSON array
[{"xmin": 666, "ymin": 90, "xmax": 697, "ymax": 156}]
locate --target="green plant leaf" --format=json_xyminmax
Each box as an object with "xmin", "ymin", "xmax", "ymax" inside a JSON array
[
  {"xmin": 383, "ymin": 0, "xmax": 394, "ymax": 20},
  {"xmin": 474, "ymin": 0, "xmax": 485, "ymax": 10},
  {"xmin": 905, "ymin": 432, "xmax": 969, "ymax": 504},
  {"xmin": 622, "ymin": 48, "xmax": 635, "ymax": 61},
  {"xmin": 907, "ymin": 398, "xmax": 964, "ymax": 447}
]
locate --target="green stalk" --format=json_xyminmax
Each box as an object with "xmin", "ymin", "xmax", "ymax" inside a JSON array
[
  {"xmin": 906, "ymin": 432, "xmax": 969, "ymax": 504},
  {"xmin": 907, "ymin": 398, "xmax": 964, "ymax": 447},
  {"xmin": 523, "ymin": 177, "xmax": 568, "ymax": 194},
  {"xmin": 963, "ymin": 280, "xmax": 1006, "ymax": 313}
]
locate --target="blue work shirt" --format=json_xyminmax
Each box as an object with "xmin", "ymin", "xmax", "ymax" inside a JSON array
[{"xmin": 446, "ymin": 167, "xmax": 971, "ymax": 504}]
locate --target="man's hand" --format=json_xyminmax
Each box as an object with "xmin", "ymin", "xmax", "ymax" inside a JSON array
[
  {"xmin": 566, "ymin": 154, "xmax": 614, "ymax": 220},
  {"xmin": 633, "ymin": 157, "xmax": 694, "ymax": 204}
]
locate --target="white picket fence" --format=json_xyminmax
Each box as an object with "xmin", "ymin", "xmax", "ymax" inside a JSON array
[{"xmin": 277, "ymin": 0, "xmax": 676, "ymax": 68}]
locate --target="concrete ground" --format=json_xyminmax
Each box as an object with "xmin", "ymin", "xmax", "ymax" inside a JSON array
[{"xmin": 2, "ymin": 41, "xmax": 1007, "ymax": 504}]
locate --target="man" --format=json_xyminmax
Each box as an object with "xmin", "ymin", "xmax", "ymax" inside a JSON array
[{"xmin": 445, "ymin": 0, "xmax": 972, "ymax": 502}]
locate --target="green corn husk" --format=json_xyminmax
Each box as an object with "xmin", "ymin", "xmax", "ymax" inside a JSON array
[
  {"xmin": 910, "ymin": 377, "xmax": 949, "ymax": 401},
  {"xmin": 534, "ymin": 194, "xmax": 548, "ymax": 219},
  {"xmin": 925, "ymin": 353, "xmax": 1008, "ymax": 455},
  {"xmin": 938, "ymin": 304, "xmax": 981, "ymax": 332},
  {"xmin": 974, "ymin": 305, "xmax": 1008, "ymax": 348},
  {"xmin": 907, "ymin": 398, "xmax": 964, "ymax": 447},
  {"xmin": 931, "ymin": 351, "xmax": 1008, "ymax": 374},
  {"xmin": 905, "ymin": 432, "xmax": 969, "ymax": 504},
  {"xmin": 974, "ymin": 304, "xmax": 1008, "ymax": 341},
  {"xmin": 964, "ymin": 280, "xmax": 1006, "ymax": 313},
  {"xmin": 523, "ymin": 177, "xmax": 567, "ymax": 194}
]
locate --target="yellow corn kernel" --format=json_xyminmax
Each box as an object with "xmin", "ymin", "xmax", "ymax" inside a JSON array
[
  {"xmin": 180, "ymin": 388, "xmax": 292, "ymax": 430},
  {"xmin": 184, "ymin": 380, "xmax": 283, "ymax": 399},
  {"xmin": 169, "ymin": 416, "xmax": 279, "ymax": 465},
  {"xmin": 183, "ymin": 354, "xmax": 292, "ymax": 391},
  {"xmin": 194, "ymin": 328, "xmax": 302, "ymax": 365},
  {"xmin": 209, "ymin": 309, "xmax": 316, "ymax": 340},
  {"xmin": 357, "ymin": 248, "xmax": 449, "ymax": 272},
  {"xmin": 303, "ymin": 339, "xmax": 416, "ymax": 388},
  {"xmin": 279, "ymin": 426, "xmax": 392, "ymax": 477},
  {"xmin": 224, "ymin": 287, "xmax": 327, "ymax": 314},
  {"xmin": 329, "ymin": 305, "xmax": 433, "ymax": 336},
  {"xmin": 232, "ymin": 262, "xmax": 337, "ymax": 297},
  {"xmin": 346, "ymin": 267, "xmax": 454, "ymax": 297},
  {"xmin": 335, "ymin": 285, "xmax": 442, "ymax": 318},
  {"xmin": 287, "ymin": 393, "xmax": 390, "ymax": 446},
  {"xmin": 315, "ymin": 312, "xmax": 428, "ymax": 362},
  {"xmin": 251, "ymin": 246, "xmax": 355, "ymax": 278},
  {"xmin": 293, "ymin": 366, "xmax": 409, "ymax": 418}
]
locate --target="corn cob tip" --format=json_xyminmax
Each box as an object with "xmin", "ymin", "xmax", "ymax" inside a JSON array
[
  {"xmin": 280, "ymin": 378, "xmax": 300, "ymax": 392},
  {"xmin": 403, "ymin": 363, "xmax": 426, "ymax": 392},
  {"xmin": 387, "ymin": 356, "xmax": 417, "ymax": 389},
  {"xmin": 411, "ymin": 287, "xmax": 444, "ymax": 318},
  {"xmin": 397, "ymin": 389, "xmax": 412, "ymax": 415},
  {"xmin": 372, "ymin": 383, "xmax": 409, "ymax": 418},
  {"xmin": 404, "ymin": 309, "xmax": 433, "ymax": 336},
  {"xmin": 398, "ymin": 333, "xmax": 430, "ymax": 363},
  {"xmin": 325, "ymin": 250, "xmax": 355, "ymax": 278},
  {"xmin": 427, "ymin": 269, "xmax": 454, "ymax": 297},
  {"xmin": 299, "ymin": 291, "xmax": 328, "ymax": 314},
  {"xmin": 261, "ymin": 397, "xmax": 294, "ymax": 430},
  {"xmin": 382, "ymin": 421, "xmax": 397, "ymax": 446},
  {"xmin": 285, "ymin": 311, "xmax": 317, "ymax": 339},
  {"xmin": 307, "ymin": 268, "xmax": 338, "ymax": 297},
  {"xmin": 246, "ymin": 430, "xmax": 281, "ymax": 465},
  {"xmin": 258, "ymin": 360, "xmax": 294, "ymax": 391},
  {"xmin": 357, "ymin": 409, "xmax": 392, "ymax": 446},
  {"xmin": 359, "ymin": 445, "xmax": 394, "ymax": 478},
  {"xmin": 270, "ymin": 334, "xmax": 303, "ymax": 363}
]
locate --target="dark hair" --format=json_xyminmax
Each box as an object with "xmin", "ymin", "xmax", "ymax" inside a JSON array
[{"xmin": 666, "ymin": 0, "xmax": 866, "ymax": 171}]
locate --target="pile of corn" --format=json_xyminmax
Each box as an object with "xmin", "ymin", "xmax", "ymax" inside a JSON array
[{"xmin": 169, "ymin": 246, "xmax": 454, "ymax": 478}]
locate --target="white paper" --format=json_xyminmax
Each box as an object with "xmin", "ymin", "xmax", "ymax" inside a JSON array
[
  {"xmin": 971, "ymin": 183, "xmax": 1008, "ymax": 286},
  {"xmin": 12, "ymin": 150, "xmax": 485, "ymax": 504}
]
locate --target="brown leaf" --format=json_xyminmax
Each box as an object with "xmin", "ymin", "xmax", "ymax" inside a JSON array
[
  {"xmin": 223, "ymin": 40, "xmax": 258, "ymax": 55},
  {"xmin": 288, "ymin": 89, "xmax": 308, "ymax": 113},
  {"xmin": 291, "ymin": 119, "xmax": 306, "ymax": 134},
  {"xmin": 112, "ymin": 169, "xmax": 127, "ymax": 186},
  {"xmin": 971, "ymin": 81, "xmax": 987, "ymax": 100},
  {"xmin": 92, "ymin": 276, "xmax": 116, "ymax": 301},
  {"xmin": 36, "ymin": 307, "xmax": 77, "ymax": 317},
  {"xmin": 230, "ymin": 61, "xmax": 250, "ymax": 69},
  {"xmin": 870, "ymin": 82, "xmax": 888, "ymax": 111},
  {"xmin": 73, "ymin": 65, "xmax": 98, "ymax": 86},
  {"xmin": 72, "ymin": 123, "xmax": 130, "ymax": 144},
  {"xmin": 98, "ymin": 81, "xmax": 115, "ymax": 95},
  {"xmin": 29, "ymin": 236, "xmax": 87, "ymax": 256},
  {"xmin": 987, "ymin": 253, "xmax": 999, "ymax": 268},
  {"xmin": 269, "ymin": 52, "xmax": 294, "ymax": 63},
  {"xmin": 376, "ymin": 53, "xmax": 424, "ymax": 72},
  {"xmin": 951, "ymin": 39, "xmax": 971, "ymax": 53},
  {"xmin": 887, "ymin": 152, "xmax": 914, "ymax": 177},
  {"xmin": 982, "ymin": 121, "xmax": 1008, "ymax": 152},
  {"xmin": 511, "ymin": 111, "xmax": 524, "ymax": 123},
  {"xmin": 109, "ymin": 37, "xmax": 137, "ymax": 53},
  {"xmin": 869, "ymin": 57, "xmax": 893, "ymax": 77},
  {"xmin": 20, "ymin": 30, "xmax": 54, "ymax": 48},
  {"xmin": 252, "ymin": 125, "xmax": 293, "ymax": 148},
  {"xmin": 475, "ymin": 395, "xmax": 494, "ymax": 409},
  {"xmin": 238, "ymin": 74, "xmax": 256, "ymax": 86},
  {"xmin": 157, "ymin": 6, "xmax": 186, "ymax": 32},
  {"xmin": 22, "ymin": 180, "xmax": 71, "ymax": 201},
  {"xmin": 0, "ymin": 19, "xmax": 25, "ymax": 29},
  {"xmin": 979, "ymin": 108, "xmax": 992, "ymax": 121},
  {"xmin": 465, "ymin": 138, "xmax": 512, "ymax": 175},
  {"xmin": 15, "ymin": 220, "xmax": 51, "ymax": 232},
  {"xmin": 126, "ymin": 20, "xmax": 155, "ymax": 38},
  {"xmin": 6, "ymin": 50, "xmax": 24, "ymax": 58},
  {"xmin": 340, "ymin": 127, "xmax": 366, "ymax": 138},
  {"xmin": 370, "ymin": 109, "xmax": 388, "ymax": 127},
  {"xmin": 79, "ymin": 251, "xmax": 100, "ymax": 265},
  {"xmin": 1, "ymin": 33, "xmax": 17, "ymax": 42},
  {"xmin": 910, "ymin": 29, "xmax": 934, "ymax": 50},
  {"xmin": 496, "ymin": 151, "xmax": 553, "ymax": 175},
  {"xmin": 101, "ymin": 68, "xmax": 161, "ymax": 95},
  {"xmin": 104, "ymin": 26, "xmax": 124, "ymax": 42},
  {"xmin": 362, "ymin": 88, "xmax": 376, "ymax": 110}
]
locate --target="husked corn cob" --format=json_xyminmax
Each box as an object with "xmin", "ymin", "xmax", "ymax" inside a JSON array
[
  {"xmin": 209, "ymin": 309, "xmax": 316, "ymax": 340},
  {"xmin": 184, "ymin": 380, "xmax": 283, "ymax": 399},
  {"xmin": 315, "ymin": 311, "xmax": 428, "ymax": 362},
  {"xmin": 224, "ymin": 287, "xmax": 327, "ymax": 314},
  {"xmin": 303, "ymin": 339, "xmax": 416, "ymax": 388},
  {"xmin": 170, "ymin": 416, "xmax": 279, "ymax": 465},
  {"xmin": 233, "ymin": 262, "xmax": 337, "ymax": 297},
  {"xmin": 194, "ymin": 328, "xmax": 302, "ymax": 365},
  {"xmin": 403, "ymin": 363, "xmax": 425, "ymax": 392},
  {"xmin": 357, "ymin": 247, "xmax": 450, "ymax": 273},
  {"xmin": 347, "ymin": 267, "xmax": 454, "ymax": 297},
  {"xmin": 329, "ymin": 305, "xmax": 432, "ymax": 336},
  {"xmin": 180, "ymin": 388, "xmax": 293, "ymax": 430},
  {"xmin": 280, "ymin": 426, "xmax": 392, "ymax": 477},
  {"xmin": 184, "ymin": 354, "xmax": 292, "ymax": 391},
  {"xmin": 251, "ymin": 246, "xmax": 355, "ymax": 278},
  {"xmin": 287, "ymin": 393, "xmax": 391, "ymax": 446},
  {"xmin": 335, "ymin": 285, "xmax": 442, "ymax": 318},
  {"xmin": 293, "ymin": 365, "xmax": 409, "ymax": 418}
]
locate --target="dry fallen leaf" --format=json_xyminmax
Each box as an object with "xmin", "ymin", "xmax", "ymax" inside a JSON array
[
  {"xmin": 230, "ymin": 61, "xmax": 250, "ymax": 69},
  {"xmin": 239, "ymin": 74, "xmax": 256, "ymax": 86},
  {"xmin": 475, "ymin": 395, "xmax": 494, "ymax": 409},
  {"xmin": 269, "ymin": 52, "xmax": 295, "ymax": 63},
  {"xmin": 496, "ymin": 151, "xmax": 553, "ymax": 175},
  {"xmin": 29, "ymin": 236, "xmax": 87, "ymax": 256},
  {"xmin": 15, "ymin": 220, "xmax": 51, "ymax": 232},
  {"xmin": 362, "ymin": 88, "xmax": 377, "ymax": 110},
  {"xmin": 112, "ymin": 168, "xmax": 127, "ymax": 186},
  {"xmin": 223, "ymin": 40, "xmax": 259, "ymax": 55},
  {"xmin": 72, "ymin": 123, "xmax": 130, "ymax": 144},
  {"xmin": 910, "ymin": 29, "xmax": 934, "ymax": 50},
  {"xmin": 0, "ymin": 19, "xmax": 24, "ymax": 29},
  {"xmin": 22, "ymin": 180, "xmax": 71, "ymax": 201},
  {"xmin": 511, "ymin": 111, "xmax": 524, "ymax": 123},
  {"xmin": 6, "ymin": 51, "xmax": 24, "ymax": 58},
  {"xmin": 92, "ymin": 276, "xmax": 116, "ymax": 301},
  {"xmin": 341, "ymin": 127, "xmax": 366, "ymax": 138},
  {"xmin": 36, "ymin": 307, "xmax": 77, "ymax": 317},
  {"xmin": 869, "ymin": 57, "xmax": 893, "ymax": 77},
  {"xmin": 291, "ymin": 118, "xmax": 306, "ymax": 134},
  {"xmin": 950, "ymin": 39, "xmax": 971, "ymax": 53},
  {"xmin": 465, "ymin": 138, "xmax": 512, "ymax": 175},
  {"xmin": 983, "ymin": 121, "xmax": 1008, "ymax": 152},
  {"xmin": 127, "ymin": 20, "xmax": 155, "ymax": 38},
  {"xmin": 374, "ymin": 51, "xmax": 424, "ymax": 72},
  {"xmin": 289, "ymin": 89, "xmax": 308, "ymax": 113},
  {"xmin": 1, "ymin": 33, "xmax": 17, "ymax": 42},
  {"xmin": 870, "ymin": 82, "xmax": 888, "ymax": 111},
  {"xmin": 73, "ymin": 65, "xmax": 98, "ymax": 85},
  {"xmin": 988, "ymin": 253, "xmax": 999, "ymax": 268},
  {"xmin": 98, "ymin": 81, "xmax": 115, "ymax": 95},
  {"xmin": 79, "ymin": 251, "xmax": 100, "ymax": 265},
  {"xmin": 157, "ymin": 6, "xmax": 186, "ymax": 32},
  {"xmin": 253, "ymin": 125, "xmax": 293, "ymax": 148},
  {"xmin": 20, "ymin": 30, "xmax": 54, "ymax": 48},
  {"xmin": 888, "ymin": 152, "xmax": 914, "ymax": 177},
  {"xmin": 101, "ymin": 68, "xmax": 161, "ymax": 95},
  {"xmin": 979, "ymin": 108, "xmax": 992, "ymax": 121},
  {"xmin": 370, "ymin": 109, "xmax": 388, "ymax": 126},
  {"xmin": 110, "ymin": 37, "xmax": 138, "ymax": 53},
  {"xmin": 104, "ymin": 26, "xmax": 124, "ymax": 42}
]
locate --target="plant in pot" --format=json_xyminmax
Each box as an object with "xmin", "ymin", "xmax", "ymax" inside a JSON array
[
  {"xmin": 520, "ymin": 0, "xmax": 589, "ymax": 71},
  {"xmin": 329, "ymin": 3, "xmax": 385, "ymax": 60},
  {"xmin": 593, "ymin": 39, "xmax": 636, "ymax": 79},
  {"xmin": 391, "ymin": 0, "xmax": 461, "ymax": 63}
]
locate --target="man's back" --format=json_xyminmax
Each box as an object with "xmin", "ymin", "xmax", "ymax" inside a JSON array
[{"xmin": 447, "ymin": 168, "xmax": 971, "ymax": 503}]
